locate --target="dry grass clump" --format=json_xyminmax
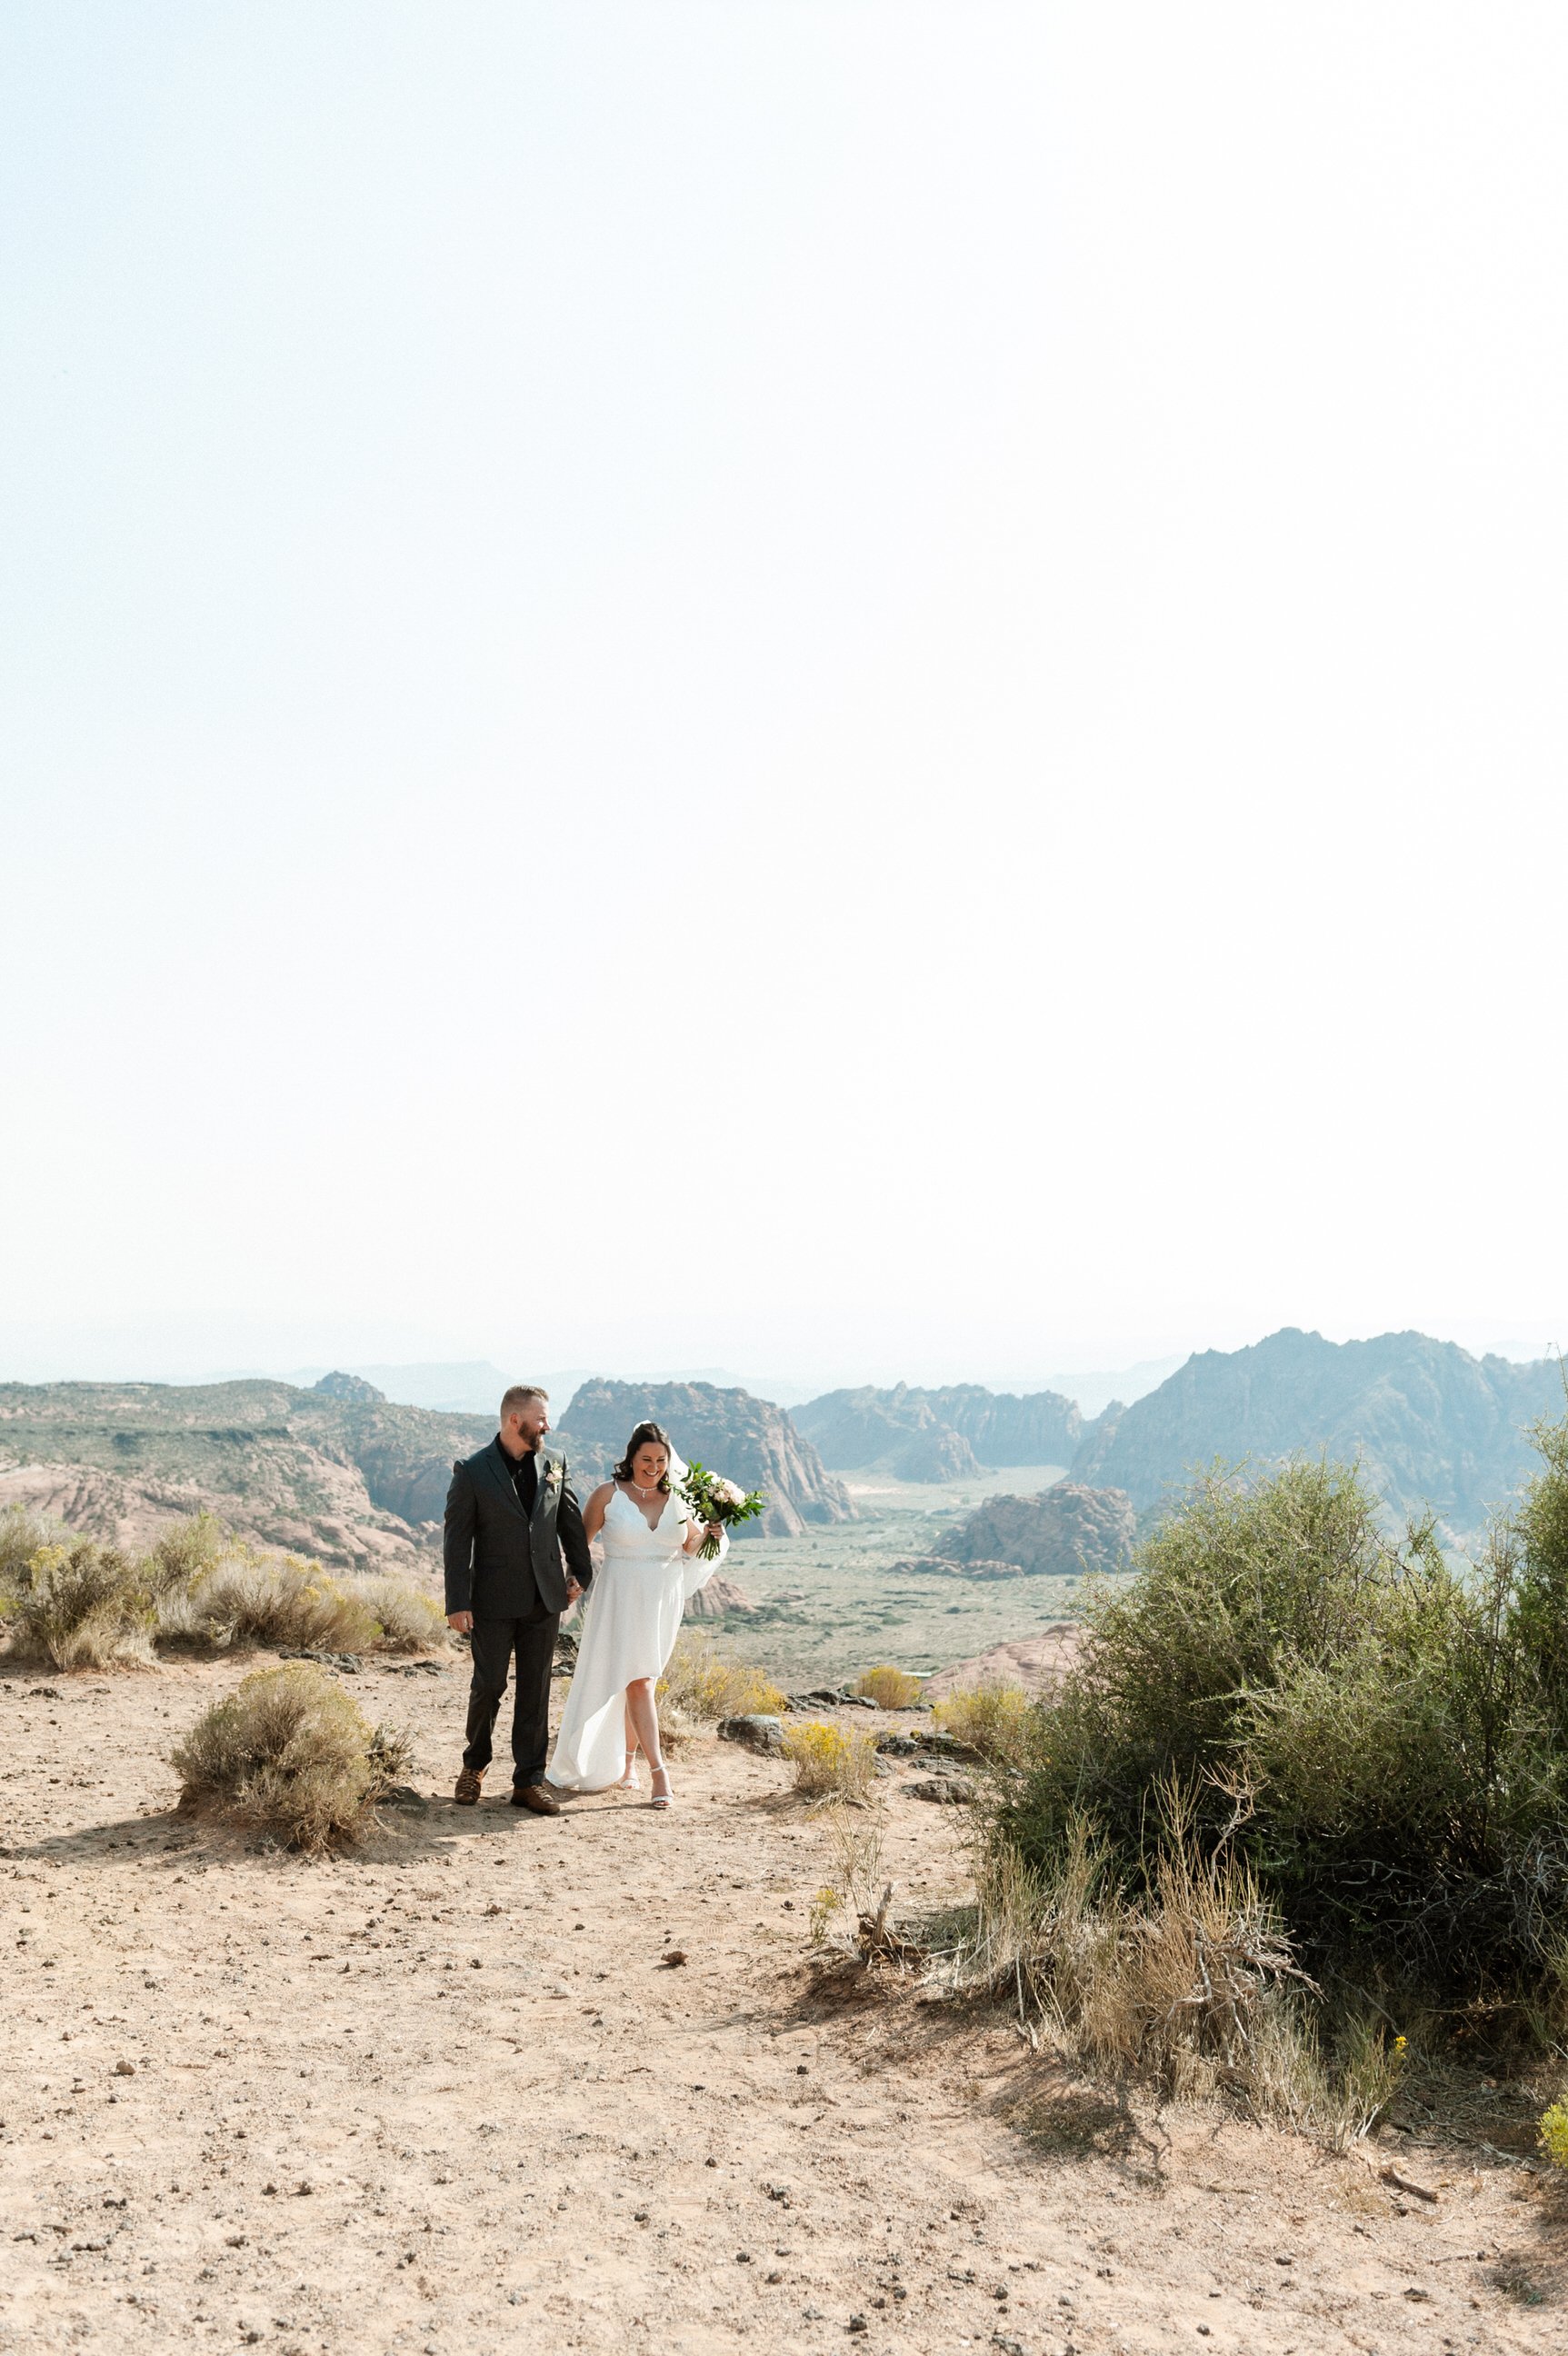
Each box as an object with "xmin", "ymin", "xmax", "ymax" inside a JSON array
[
  {"xmin": 945, "ymin": 1791, "xmax": 1404, "ymax": 2143},
  {"xmin": 810, "ymin": 1804, "xmax": 887, "ymax": 1946},
  {"xmin": 933, "ymin": 1677, "xmax": 1032, "ymax": 1762},
  {"xmin": 656, "ymin": 1632, "xmax": 784, "ymax": 1721},
  {"xmin": 5, "ymin": 1538, "xmax": 156, "ymax": 1670},
  {"xmin": 854, "ymin": 1664, "xmax": 924, "ymax": 1709},
  {"xmin": 782, "ymin": 1719, "xmax": 881, "ymax": 1804},
  {"xmin": 356, "ymin": 1577, "xmax": 447, "ymax": 1652},
  {"xmin": 171, "ymin": 1661, "xmax": 410, "ymax": 1853},
  {"xmin": 184, "ymin": 1553, "xmax": 385, "ymax": 1653}
]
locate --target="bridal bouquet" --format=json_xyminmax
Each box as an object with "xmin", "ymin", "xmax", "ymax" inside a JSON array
[{"xmin": 679, "ymin": 1461, "xmax": 768, "ymax": 1559}]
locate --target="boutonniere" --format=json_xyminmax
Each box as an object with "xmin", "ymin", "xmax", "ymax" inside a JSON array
[{"xmin": 544, "ymin": 1465, "xmax": 562, "ymax": 1488}]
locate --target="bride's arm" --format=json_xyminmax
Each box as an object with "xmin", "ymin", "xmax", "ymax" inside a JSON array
[{"xmin": 583, "ymin": 1482, "xmax": 614, "ymax": 1542}]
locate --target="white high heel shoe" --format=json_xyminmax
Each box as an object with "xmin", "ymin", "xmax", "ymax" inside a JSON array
[
  {"xmin": 649, "ymin": 1764, "xmax": 673, "ymax": 1811},
  {"xmin": 615, "ymin": 1756, "xmax": 642, "ymax": 1792}
]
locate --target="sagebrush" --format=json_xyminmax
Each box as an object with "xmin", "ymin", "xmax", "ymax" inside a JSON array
[
  {"xmin": 782, "ymin": 1719, "xmax": 880, "ymax": 1804},
  {"xmin": 0, "ymin": 1504, "xmax": 448, "ymax": 1669},
  {"xmin": 171, "ymin": 1661, "xmax": 410, "ymax": 1853},
  {"xmin": 854, "ymin": 1664, "xmax": 924, "ymax": 1709},
  {"xmin": 5, "ymin": 1538, "xmax": 155, "ymax": 1670},
  {"xmin": 933, "ymin": 1677, "xmax": 1032, "ymax": 1763},
  {"xmin": 656, "ymin": 1632, "xmax": 784, "ymax": 1721}
]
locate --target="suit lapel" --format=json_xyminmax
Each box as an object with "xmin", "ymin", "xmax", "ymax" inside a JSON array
[{"xmin": 488, "ymin": 1440, "xmax": 530, "ymax": 1523}]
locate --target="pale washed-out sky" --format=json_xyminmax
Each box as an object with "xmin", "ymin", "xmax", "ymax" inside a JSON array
[{"xmin": 2, "ymin": 3, "xmax": 1564, "ymax": 1392}]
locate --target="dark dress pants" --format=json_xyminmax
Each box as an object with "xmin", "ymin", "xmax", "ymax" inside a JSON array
[{"xmin": 463, "ymin": 1598, "xmax": 560, "ymax": 1789}]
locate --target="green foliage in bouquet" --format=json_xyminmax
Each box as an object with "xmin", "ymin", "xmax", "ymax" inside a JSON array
[{"xmin": 678, "ymin": 1460, "xmax": 768, "ymax": 1558}]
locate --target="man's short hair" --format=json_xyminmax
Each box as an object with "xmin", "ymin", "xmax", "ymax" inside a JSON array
[{"xmin": 500, "ymin": 1383, "xmax": 549, "ymax": 1422}]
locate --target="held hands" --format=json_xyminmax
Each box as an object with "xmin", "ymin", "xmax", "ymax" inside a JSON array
[
  {"xmin": 564, "ymin": 1578, "xmax": 584, "ymax": 1604},
  {"xmin": 447, "ymin": 1610, "xmax": 474, "ymax": 1634}
]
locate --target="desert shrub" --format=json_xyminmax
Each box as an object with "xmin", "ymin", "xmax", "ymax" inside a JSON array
[
  {"xmin": 854, "ymin": 1664, "xmax": 924, "ymax": 1709},
  {"xmin": 142, "ymin": 1512, "xmax": 233, "ymax": 1612},
  {"xmin": 994, "ymin": 1431, "xmax": 1568, "ymax": 2003},
  {"xmin": 185, "ymin": 1554, "xmax": 384, "ymax": 1653},
  {"xmin": 782, "ymin": 1719, "xmax": 880, "ymax": 1803},
  {"xmin": 933, "ymin": 1677, "xmax": 1032, "ymax": 1763},
  {"xmin": 656, "ymin": 1632, "xmax": 784, "ymax": 1721},
  {"xmin": 171, "ymin": 1661, "xmax": 410, "ymax": 1853},
  {"xmin": 0, "ymin": 1503, "xmax": 65, "ymax": 1601},
  {"xmin": 6, "ymin": 1538, "xmax": 155, "ymax": 1670},
  {"xmin": 1540, "ymin": 2102, "xmax": 1568, "ymax": 2169},
  {"xmin": 356, "ymin": 1577, "xmax": 447, "ymax": 1652}
]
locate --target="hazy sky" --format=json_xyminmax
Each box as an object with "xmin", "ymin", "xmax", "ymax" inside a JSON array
[{"xmin": 3, "ymin": 3, "xmax": 1565, "ymax": 1390}]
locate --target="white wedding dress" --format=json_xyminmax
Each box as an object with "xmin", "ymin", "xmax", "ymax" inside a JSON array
[{"xmin": 546, "ymin": 1483, "xmax": 728, "ymax": 1792}]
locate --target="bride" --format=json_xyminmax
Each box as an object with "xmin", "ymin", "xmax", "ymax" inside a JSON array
[{"xmin": 545, "ymin": 1421, "xmax": 725, "ymax": 1808}]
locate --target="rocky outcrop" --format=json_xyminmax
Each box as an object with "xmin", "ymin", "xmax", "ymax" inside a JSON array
[
  {"xmin": 313, "ymin": 1371, "xmax": 387, "ymax": 1405},
  {"xmin": 684, "ymin": 1575, "xmax": 757, "ymax": 1621},
  {"xmin": 907, "ymin": 1482, "xmax": 1135, "ymax": 1578},
  {"xmin": 794, "ymin": 1383, "xmax": 1082, "ymax": 1476},
  {"xmin": 892, "ymin": 1424, "xmax": 980, "ymax": 1482},
  {"xmin": 924, "ymin": 1629, "xmax": 1084, "ymax": 1699},
  {"xmin": 554, "ymin": 1380, "xmax": 853, "ymax": 1539},
  {"xmin": 1070, "ymin": 1327, "xmax": 1568, "ymax": 1542}
]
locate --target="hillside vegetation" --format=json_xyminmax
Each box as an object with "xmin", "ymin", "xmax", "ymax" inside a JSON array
[{"xmin": 0, "ymin": 1375, "xmax": 492, "ymax": 1570}]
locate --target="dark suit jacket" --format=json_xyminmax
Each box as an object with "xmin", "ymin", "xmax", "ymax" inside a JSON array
[{"xmin": 442, "ymin": 1438, "xmax": 593, "ymax": 1619}]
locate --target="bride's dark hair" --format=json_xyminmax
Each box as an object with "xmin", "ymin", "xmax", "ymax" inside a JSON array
[{"xmin": 614, "ymin": 1421, "xmax": 674, "ymax": 1491}]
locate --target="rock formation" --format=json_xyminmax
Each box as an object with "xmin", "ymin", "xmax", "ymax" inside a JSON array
[
  {"xmin": 897, "ymin": 1482, "xmax": 1135, "ymax": 1578},
  {"xmin": 312, "ymin": 1370, "xmax": 387, "ymax": 1404},
  {"xmin": 794, "ymin": 1382, "xmax": 1082, "ymax": 1476},
  {"xmin": 554, "ymin": 1379, "xmax": 853, "ymax": 1538},
  {"xmin": 684, "ymin": 1575, "xmax": 758, "ymax": 1621},
  {"xmin": 924, "ymin": 1628, "xmax": 1084, "ymax": 1699},
  {"xmin": 1069, "ymin": 1327, "xmax": 1568, "ymax": 1542}
]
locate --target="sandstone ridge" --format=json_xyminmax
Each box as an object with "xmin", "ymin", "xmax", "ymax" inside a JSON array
[{"xmin": 895, "ymin": 1480, "xmax": 1135, "ymax": 1579}]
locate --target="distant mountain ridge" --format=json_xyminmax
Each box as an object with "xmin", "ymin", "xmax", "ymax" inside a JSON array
[
  {"xmin": 794, "ymin": 1382, "xmax": 1098, "ymax": 1480},
  {"xmin": 1071, "ymin": 1327, "xmax": 1565, "ymax": 1540}
]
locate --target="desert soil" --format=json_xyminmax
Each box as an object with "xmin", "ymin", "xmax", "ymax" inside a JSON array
[{"xmin": 1, "ymin": 1653, "xmax": 1562, "ymax": 2355}]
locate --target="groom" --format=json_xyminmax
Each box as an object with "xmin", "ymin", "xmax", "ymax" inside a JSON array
[{"xmin": 444, "ymin": 1383, "xmax": 593, "ymax": 1816}]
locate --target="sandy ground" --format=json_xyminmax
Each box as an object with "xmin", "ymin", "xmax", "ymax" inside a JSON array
[{"xmin": 2, "ymin": 1652, "xmax": 1563, "ymax": 2356}]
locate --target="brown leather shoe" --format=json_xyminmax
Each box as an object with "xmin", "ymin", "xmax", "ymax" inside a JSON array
[
  {"xmin": 454, "ymin": 1765, "xmax": 485, "ymax": 1806},
  {"xmin": 511, "ymin": 1782, "xmax": 562, "ymax": 1816}
]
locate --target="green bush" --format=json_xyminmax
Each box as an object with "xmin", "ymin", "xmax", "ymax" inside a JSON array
[{"xmin": 995, "ymin": 1425, "xmax": 1568, "ymax": 2002}]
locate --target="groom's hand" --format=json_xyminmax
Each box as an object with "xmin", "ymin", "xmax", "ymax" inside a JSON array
[
  {"xmin": 564, "ymin": 1578, "xmax": 583, "ymax": 1605},
  {"xmin": 446, "ymin": 1610, "xmax": 474, "ymax": 1634}
]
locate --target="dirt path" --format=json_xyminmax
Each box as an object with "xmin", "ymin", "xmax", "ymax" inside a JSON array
[{"xmin": 1, "ymin": 1655, "xmax": 1561, "ymax": 2353}]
